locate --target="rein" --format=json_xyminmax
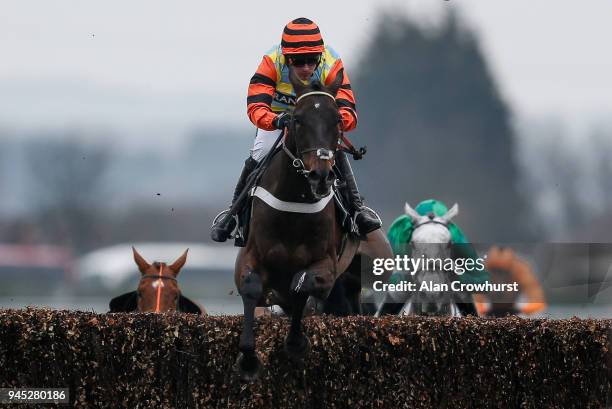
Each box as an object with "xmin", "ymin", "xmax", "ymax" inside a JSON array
[{"xmin": 339, "ymin": 133, "xmax": 367, "ymax": 160}]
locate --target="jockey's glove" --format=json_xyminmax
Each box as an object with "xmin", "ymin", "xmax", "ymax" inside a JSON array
[{"xmin": 273, "ymin": 112, "xmax": 292, "ymax": 130}]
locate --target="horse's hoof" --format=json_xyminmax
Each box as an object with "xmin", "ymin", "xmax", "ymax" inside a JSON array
[
  {"xmin": 284, "ymin": 335, "xmax": 311, "ymax": 362},
  {"xmin": 235, "ymin": 352, "xmax": 261, "ymax": 382}
]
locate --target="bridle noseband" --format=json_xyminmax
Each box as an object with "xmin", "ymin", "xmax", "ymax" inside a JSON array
[
  {"xmin": 282, "ymin": 91, "xmax": 339, "ymax": 178},
  {"xmin": 414, "ymin": 219, "xmax": 450, "ymax": 230}
]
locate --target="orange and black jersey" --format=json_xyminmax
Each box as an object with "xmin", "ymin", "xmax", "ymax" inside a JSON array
[{"xmin": 247, "ymin": 44, "xmax": 358, "ymax": 132}]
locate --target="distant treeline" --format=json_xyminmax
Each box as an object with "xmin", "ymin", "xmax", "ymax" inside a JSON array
[
  {"xmin": 2, "ymin": 10, "xmax": 612, "ymax": 255},
  {"xmin": 351, "ymin": 12, "xmax": 527, "ymax": 242}
]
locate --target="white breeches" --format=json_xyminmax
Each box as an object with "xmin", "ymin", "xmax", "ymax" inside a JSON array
[{"xmin": 249, "ymin": 128, "xmax": 283, "ymax": 162}]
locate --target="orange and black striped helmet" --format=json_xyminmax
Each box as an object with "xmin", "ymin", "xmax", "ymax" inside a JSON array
[{"xmin": 281, "ymin": 17, "xmax": 325, "ymax": 55}]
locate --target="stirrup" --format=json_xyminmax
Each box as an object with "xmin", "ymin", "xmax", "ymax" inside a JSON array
[
  {"xmin": 211, "ymin": 208, "xmax": 231, "ymax": 227},
  {"xmin": 211, "ymin": 209, "xmax": 238, "ymax": 239}
]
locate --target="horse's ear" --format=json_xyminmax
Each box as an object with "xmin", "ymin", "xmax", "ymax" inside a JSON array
[
  {"xmin": 288, "ymin": 66, "xmax": 308, "ymax": 97},
  {"xmin": 169, "ymin": 248, "xmax": 189, "ymax": 276},
  {"xmin": 442, "ymin": 203, "xmax": 459, "ymax": 222},
  {"xmin": 327, "ymin": 68, "xmax": 344, "ymax": 98},
  {"xmin": 404, "ymin": 202, "xmax": 421, "ymax": 222},
  {"xmin": 132, "ymin": 246, "xmax": 150, "ymax": 275}
]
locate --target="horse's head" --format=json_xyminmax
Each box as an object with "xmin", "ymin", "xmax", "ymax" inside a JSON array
[
  {"xmin": 287, "ymin": 67, "xmax": 344, "ymax": 199},
  {"xmin": 404, "ymin": 202, "xmax": 459, "ymax": 261},
  {"xmin": 403, "ymin": 203, "xmax": 460, "ymax": 316},
  {"xmin": 132, "ymin": 247, "xmax": 188, "ymax": 312}
]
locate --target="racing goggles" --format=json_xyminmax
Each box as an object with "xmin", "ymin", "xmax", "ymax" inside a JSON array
[{"xmin": 288, "ymin": 54, "xmax": 321, "ymax": 67}]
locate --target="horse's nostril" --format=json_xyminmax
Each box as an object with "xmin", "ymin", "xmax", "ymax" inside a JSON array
[{"xmin": 326, "ymin": 170, "xmax": 335, "ymax": 181}]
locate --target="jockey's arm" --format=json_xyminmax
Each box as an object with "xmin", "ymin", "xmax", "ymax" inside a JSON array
[
  {"xmin": 247, "ymin": 55, "xmax": 278, "ymax": 131},
  {"xmin": 324, "ymin": 59, "xmax": 358, "ymax": 132}
]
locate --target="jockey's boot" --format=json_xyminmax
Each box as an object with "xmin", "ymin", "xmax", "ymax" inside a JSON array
[
  {"xmin": 210, "ymin": 157, "xmax": 258, "ymax": 242},
  {"xmin": 335, "ymin": 151, "xmax": 382, "ymax": 236}
]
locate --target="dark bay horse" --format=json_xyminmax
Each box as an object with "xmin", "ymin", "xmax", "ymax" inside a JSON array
[
  {"xmin": 109, "ymin": 247, "xmax": 205, "ymax": 314},
  {"xmin": 234, "ymin": 68, "xmax": 392, "ymax": 380}
]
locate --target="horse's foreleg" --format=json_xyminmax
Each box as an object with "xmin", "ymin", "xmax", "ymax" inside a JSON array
[
  {"xmin": 284, "ymin": 262, "xmax": 335, "ymax": 360},
  {"xmin": 284, "ymin": 290, "xmax": 310, "ymax": 361},
  {"xmin": 236, "ymin": 270, "xmax": 262, "ymax": 381}
]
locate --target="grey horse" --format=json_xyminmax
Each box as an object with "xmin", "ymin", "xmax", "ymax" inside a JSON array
[{"xmin": 377, "ymin": 203, "xmax": 475, "ymax": 317}]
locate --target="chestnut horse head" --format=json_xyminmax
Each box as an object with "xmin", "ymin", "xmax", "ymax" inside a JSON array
[
  {"xmin": 109, "ymin": 247, "xmax": 204, "ymax": 314},
  {"xmin": 132, "ymin": 247, "xmax": 187, "ymax": 312}
]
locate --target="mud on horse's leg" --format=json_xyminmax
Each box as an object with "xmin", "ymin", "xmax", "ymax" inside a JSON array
[{"xmin": 236, "ymin": 270, "xmax": 262, "ymax": 381}]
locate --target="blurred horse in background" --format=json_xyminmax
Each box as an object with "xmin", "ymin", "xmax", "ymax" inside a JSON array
[
  {"xmin": 377, "ymin": 203, "xmax": 473, "ymax": 317},
  {"xmin": 109, "ymin": 247, "xmax": 205, "ymax": 314}
]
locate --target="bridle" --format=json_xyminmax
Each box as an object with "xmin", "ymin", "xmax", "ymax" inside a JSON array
[
  {"xmin": 282, "ymin": 91, "xmax": 339, "ymax": 178},
  {"xmin": 413, "ymin": 213, "xmax": 451, "ymax": 231}
]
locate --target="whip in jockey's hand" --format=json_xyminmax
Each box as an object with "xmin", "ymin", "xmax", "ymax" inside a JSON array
[{"xmin": 211, "ymin": 17, "xmax": 381, "ymax": 245}]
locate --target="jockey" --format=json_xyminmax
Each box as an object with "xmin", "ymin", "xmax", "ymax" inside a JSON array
[
  {"xmin": 381, "ymin": 199, "xmax": 490, "ymax": 315},
  {"xmin": 473, "ymin": 246, "xmax": 547, "ymax": 316},
  {"xmin": 211, "ymin": 17, "xmax": 382, "ymax": 243}
]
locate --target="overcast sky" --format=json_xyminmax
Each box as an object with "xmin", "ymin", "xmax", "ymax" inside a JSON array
[{"xmin": 1, "ymin": 0, "xmax": 611, "ymax": 144}]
